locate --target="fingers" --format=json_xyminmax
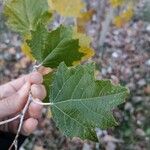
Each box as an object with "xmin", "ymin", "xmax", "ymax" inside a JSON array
[
  {"xmin": 0, "ymin": 82, "xmax": 30, "ymax": 118},
  {"xmin": 28, "ymin": 99, "xmax": 43, "ymax": 119},
  {"xmin": 22, "ymin": 118, "xmax": 38, "ymax": 135},
  {"xmin": 31, "ymin": 84, "xmax": 46, "ymax": 100},
  {"xmin": 0, "ymin": 72, "xmax": 43, "ymax": 99},
  {"xmin": 26, "ymin": 84, "xmax": 46, "ymax": 119},
  {"xmin": 29, "ymin": 72, "xmax": 43, "ymax": 84}
]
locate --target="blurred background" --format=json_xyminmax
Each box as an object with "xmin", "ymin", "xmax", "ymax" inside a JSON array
[{"xmin": 0, "ymin": 0, "xmax": 150, "ymax": 149}]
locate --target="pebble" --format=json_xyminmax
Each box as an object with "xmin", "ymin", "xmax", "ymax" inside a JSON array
[
  {"xmin": 132, "ymin": 96, "xmax": 143, "ymax": 103},
  {"xmin": 146, "ymin": 25, "xmax": 150, "ymax": 32},
  {"xmin": 136, "ymin": 128, "xmax": 146, "ymax": 137},
  {"xmin": 137, "ymin": 79, "xmax": 146, "ymax": 87},
  {"xmin": 124, "ymin": 102, "xmax": 134, "ymax": 113},
  {"xmin": 112, "ymin": 52, "xmax": 119, "ymax": 58},
  {"xmin": 82, "ymin": 143, "xmax": 91, "ymax": 150},
  {"xmin": 145, "ymin": 59, "xmax": 150, "ymax": 66}
]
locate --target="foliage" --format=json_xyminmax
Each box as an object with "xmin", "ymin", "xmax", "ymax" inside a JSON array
[
  {"xmin": 109, "ymin": 0, "xmax": 135, "ymax": 28},
  {"xmin": 43, "ymin": 72, "xmax": 53, "ymax": 103},
  {"xmin": 27, "ymin": 24, "xmax": 83, "ymax": 68},
  {"xmin": 21, "ymin": 42, "xmax": 34, "ymax": 60},
  {"xmin": 77, "ymin": 10, "xmax": 95, "ymax": 33},
  {"xmin": 48, "ymin": 0, "xmax": 85, "ymax": 17},
  {"xmin": 50, "ymin": 62, "xmax": 128, "ymax": 141},
  {"xmin": 109, "ymin": 0, "xmax": 124, "ymax": 8},
  {"xmin": 4, "ymin": 0, "xmax": 52, "ymax": 36},
  {"xmin": 3, "ymin": 0, "xmax": 129, "ymax": 141},
  {"xmin": 72, "ymin": 27, "xmax": 95, "ymax": 64},
  {"xmin": 113, "ymin": 6, "xmax": 134, "ymax": 27}
]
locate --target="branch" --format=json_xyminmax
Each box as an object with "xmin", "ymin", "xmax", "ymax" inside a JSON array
[
  {"xmin": 8, "ymin": 93, "xmax": 32, "ymax": 150},
  {"xmin": 8, "ymin": 63, "xmax": 42, "ymax": 150},
  {"xmin": 32, "ymin": 99, "xmax": 53, "ymax": 106},
  {"xmin": 0, "ymin": 114, "xmax": 21, "ymax": 126},
  {"xmin": 98, "ymin": 7, "xmax": 114, "ymax": 48}
]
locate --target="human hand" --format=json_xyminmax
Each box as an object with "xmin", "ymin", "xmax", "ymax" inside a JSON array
[{"xmin": 0, "ymin": 72, "xmax": 46, "ymax": 135}]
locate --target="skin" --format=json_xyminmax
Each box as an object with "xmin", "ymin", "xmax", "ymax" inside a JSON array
[{"xmin": 0, "ymin": 72, "xmax": 46, "ymax": 135}]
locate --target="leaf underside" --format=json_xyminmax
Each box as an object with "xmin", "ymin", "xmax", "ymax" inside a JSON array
[{"xmin": 50, "ymin": 62, "xmax": 129, "ymax": 141}]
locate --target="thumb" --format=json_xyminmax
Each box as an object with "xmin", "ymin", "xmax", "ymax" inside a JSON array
[{"xmin": 0, "ymin": 82, "xmax": 30, "ymax": 118}]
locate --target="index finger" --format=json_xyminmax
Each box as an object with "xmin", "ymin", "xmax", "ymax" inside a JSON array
[{"xmin": 0, "ymin": 72, "xmax": 43, "ymax": 99}]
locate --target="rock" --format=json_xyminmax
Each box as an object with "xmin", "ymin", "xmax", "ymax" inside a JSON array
[
  {"xmin": 132, "ymin": 96, "xmax": 143, "ymax": 103},
  {"xmin": 107, "ymin": 66, "xmax": 113, "ymax": 73},
  {"xmin": 137, "ymin": 79, "xmax": 146, "ymax": 87},
  {"xmin": 112, "ymin": 52, "xmax": 119, "ymax": 58},
  {"xmin": 136, "ymin": 128, "xmax": 146, "ymax": 137},
  {"xmin": 146, "ymin": 25, "xmax": 150, "ymax": 32},
  {"xmin": 106, "ymin": 142, "xmax": 116, "ymax": 150},
  {"xmin": 124, "ymin": 102, "xmax": 134, "ymax": 113},
  {"xmin": 111, "ymin": 75, "xmax": 119, "ymax": 84},
  {"xmin": 145, "ymin": 59, "xmax": 150, "ymax": 66},
  {"xmin": 82, "ymin": 143, "xmax": 91, "ymax": 150}
]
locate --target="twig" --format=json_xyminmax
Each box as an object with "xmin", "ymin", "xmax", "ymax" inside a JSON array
[
  {"xmin": 32, "ymin": 99, "xmax": 53, "ymax": 106},
  {"xmin": 0, "ymin": 114, "xmax": 21, "ymax": 126},
  {"xmin": 8, "ymin": 93, "xmax": 32, "ymax": 150},
  {"xmin": 33, "ymin": 64, "xmax": 42, "ymax": 71},
  {"xmin": 98, "ymin": 7, "xmax": 114, "ymax": 48}
]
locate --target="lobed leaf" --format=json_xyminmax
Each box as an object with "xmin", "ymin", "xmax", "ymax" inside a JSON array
[
  {"xmin": 50, "ymin": 62, "xmax": 129, "ymax": 141},
  {"xmin": 4, "ymin": 0, "xmax": 52, "ymax": 36},
  {"xmin": 27, "ymin": 24, "xmax": 84, "ymax": 68}
]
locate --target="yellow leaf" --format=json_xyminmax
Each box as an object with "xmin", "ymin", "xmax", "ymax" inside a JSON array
[
  {"xmin": 47, "ymin": 107, "xmax": 52, "ymax": 118},
  {"xmin": 77, "ymin": 10, "xmax": 95, "ymax": 33},
  {"xmin": 122, "ymin": 7, "xmax": 134, "ymax": 21},
  {"xmin": 113, "ymin": 16, "xmax": 123, "ymax": 27},
  {"xmin": 21, "ymin": 42, "xmax": 35, "ymax": 60},
  {"xmin": 48, "ymin": 0, "xmax": 85, "ymax": 17},
  {"xmin": 73, "ymin": 27, "xmax": 95, "ymax": 65},
  {"xmin": 109, "ymin": 0, "xmax": 124, "ymax": 7},
  {"xmin": 113, "ymin": 7, "xmax": 134, "ymax": 27}
]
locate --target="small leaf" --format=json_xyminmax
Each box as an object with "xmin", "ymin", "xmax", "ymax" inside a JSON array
[
  {"xmin": 48, "ymin": 0, "xmax": 85, "ymax": 17},
  {"xmin": 4, "ymin": 0, "xmax": 52, "ymax": 36},
  {"xmin": 43, "ymin": 72, "xmax": 53, "ymax": 103},
  {"xmin": 27, "ymin": 24, "xmax": 84, "ymax": 68},
  {"xmin": 77, "ymin": 10, "xmax": 95, "ymax": 33},
  {"xmin": 113, "ymin": 6, "xmax": 134, "ymax": 28},
  {"xmin": 21, "ymin": 41, "xmax": 35, "ymax": 60},
  {"xmin": 50, "ymin": 62, "xmax": 129, "ymax": 141},
  {"xmin": 73, "ymin": 27, "xmax": 95, "ymax": 64}
]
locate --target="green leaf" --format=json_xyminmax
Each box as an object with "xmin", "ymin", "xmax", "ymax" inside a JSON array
[
  {"xmin": 27, "ymin": 24, "xmax": 84, "ymax": 68},
  {"xmin": 50, "ymin": 62, "xmax": 129, "ymax": 141},
  {"xmin": 4, "ymin": 0, "xmax": 52, "ymax": 36},
  {"xmin": 43, "ymin": 72, "xmax": 53, "ymax": 103}
]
